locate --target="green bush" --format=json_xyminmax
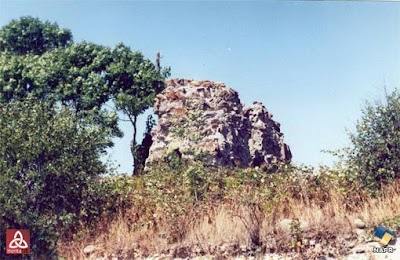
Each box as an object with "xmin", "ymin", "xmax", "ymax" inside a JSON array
[
  {"xmin": 341, "ymin": 88, "xmax": 400, "ymax": 192},
  {"xmin": 0, "ymin": 98, "xmax": 118, "ymax": 257},
  {"xmin": 79, "ymin": 175, "xmax": 135, "ymax": 230}
]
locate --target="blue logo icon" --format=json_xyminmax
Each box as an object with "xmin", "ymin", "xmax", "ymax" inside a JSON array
[{"xmin": 373, "ymin": 226, "xmax": 395, "ymax": 246}]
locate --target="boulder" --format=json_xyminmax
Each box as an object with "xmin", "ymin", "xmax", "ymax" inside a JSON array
[
  {"xmin": 83, "ymin": 245, "xmax": 96, "ymax": 254},
  {"xmin": 278, "ymin": 218, "xmax": 309, "ymax": 233},
  {"xmin": 354, "ymin": 218, "xmax": 366, "ymax": 229}
]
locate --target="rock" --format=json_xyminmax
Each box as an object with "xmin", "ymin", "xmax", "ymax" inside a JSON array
[
  {"xmin": 346, "ymin": 240, "xmax": 357, "ymax": 248},
  {"xmin": 278, "ymin": 219, "xmax": 292, "ymax": 232},
  {"xmin": 354, "ymin": 219, "xmax": 365, "ymax": 229},
  {"xmin": 193, "ymin": 246, "xmax": 202, "ymax": 254},
  {"xmin": 356, "ymin": 229, "xmax": 367, "ymax": 243},
  {"xmin": 314, "ymin": 243, "xmax": 323, "ymax": 254},
  {"xmin": 346, "ymin": 254, "xmax": 370, "ymax": 260},
  {"xmin": 365, "ymin": 241, "xmax": 381, "ymax": 249},
  {"xmin": 299, "ymin": 220, "xmax": 309, "ymax": 231},
  {"xmin": 240, "ymin": 245, "xmax": 248, "ymax": 252},
  {"xmin": 344, "ymin": 233, "xmax": 353, "ymax": 240},
  {"xmin": 278, "ymin": 219, "xmax": 309, "ymax": 233},
  {"xmin": 352, "ymin": 245, "xmax": 366, "ymax": 254},
  {"xmin": 220, "ymin": 243, "xmax": 229, "ymax": 252},
  {"xmin": 145, "ymin": 78, "xmax": 291, "ymax": 170},
  {"xmin": 310, "ymin": 239, "xmax": 316, "ymax": 246},
  {"xmin": 356, "ymin": 229, "xmax": 366, "ymax": 236},
  {"xmin": 318, "ymin": 256, "xmax": 335, "ymax": 260},
  {"xmin": 83, "ymin": 245, "xmax": 96, "ymax": 254},
  {"xmin": 191, "ymin": 80, "xmax": 201, "ymax": 86}
]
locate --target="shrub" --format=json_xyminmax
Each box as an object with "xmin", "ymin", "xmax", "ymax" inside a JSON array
[
  {"xmin": 79, "ymin": 175, "xmax": 135, "ymax": 230},
  {"xmin": 341, "ymin": 88, "xmax": 400, "ymax": 192},
  {"xmin": 124, "ymin": 161, "xmax": 351, "ymax": 245},
  {"xmin": 0, "ymin": 98, "xmax": 115, "ymax": 257}
]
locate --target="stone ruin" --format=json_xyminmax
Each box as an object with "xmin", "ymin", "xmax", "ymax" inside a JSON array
[{"xmin": 144, "ymin": 78, "xmax": 292, "ymax": 169}]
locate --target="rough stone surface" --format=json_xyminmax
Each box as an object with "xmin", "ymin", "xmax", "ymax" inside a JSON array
[
  {"xmin": 354, "ymin": 219, "xmax": 366, "ymax": 229},
  {"xmin": 145, "ymin": 78, "xmax": 291, "ymax": 169},
  {"xmin": 81, "ymin": 236, "xmax": 400, "ymax": 259},
  {"xmin": 278, "ymin": 219, "xmax": 309, "ymax": 233},
  {"xmin": 83, "ymin": 245, "xmax": 96, "ymax": 254},
  {"xmin": 356, "ymin": 229, "xmax": 366, "ymax": 236}
]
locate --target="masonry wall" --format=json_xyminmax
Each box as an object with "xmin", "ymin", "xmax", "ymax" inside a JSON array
[{"xmin": 145, "ymin": 78, "xmax": 292, "ymax": 169}]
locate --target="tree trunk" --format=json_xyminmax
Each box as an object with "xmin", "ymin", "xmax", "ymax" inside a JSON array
[
  {"xmin": 131, "ymin": 115, "xmax": 138, "ymax": 175},
  {"xmin": 156, "ymin": 52, "xmax": 161, "ymax": 73}
]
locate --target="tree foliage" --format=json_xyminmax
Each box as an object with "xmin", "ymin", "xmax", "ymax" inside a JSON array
[
  {"xmin": 107, "ymin": 44, "xmax": 168, "ymax": 118},
  {"xmin": 0, "ymin": 98, "xmax": 108, "ymax": 257},
  {"xmin": 344, "ymin": 88, "xmax": 400, "ymax": 191},
  {"xmin": 107, "ymin": 44, "xmax": 170, "ymax": 173},
  {"xmin": 0, "ymin": 17, "xmax": 170, "ymax": 169},
  {"xmin": 0, "ymin": 16, "xmax": 72, "ymax": 55},
  {"xmin": 0, "ymin": 16, "xmax": 170, "ymax": 256}
]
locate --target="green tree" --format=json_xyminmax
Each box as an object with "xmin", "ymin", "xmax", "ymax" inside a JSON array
[
  {"xmin": 344, "ymin": 88, "xmax": 400, "ymax": 191},
  {"xmin": 0, "ymin": 98, "xmax": 109, "ymax": 257},
  {"xmin": 0, "ymin": 15, "xmax": 170, "ymax": 257},
  {"xmin": 107, "ymin": 44, "xmax": 170, "ymax": 174},
  {"xmin": 0, "ymin": 18, "xmax": 116, "ymax": 137},
  {"xmin": 0, "ymin": 16, "xmax": 72, "ymax": 55},
  {"xmin": 50, "ymin": 42, "xmax": 113, "ymax": 112},
  {"xmin": 0, "ymin": 45, "xmax": 122, "ymax": 138},
  {"xmin": 0, "ymin": 17, "xmax": 170, "ymax": 165}
]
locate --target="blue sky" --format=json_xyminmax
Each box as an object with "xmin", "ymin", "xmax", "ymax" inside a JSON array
[{"xmin": 1, "ymin": 1, "xmax": 399, "ymax": 173}]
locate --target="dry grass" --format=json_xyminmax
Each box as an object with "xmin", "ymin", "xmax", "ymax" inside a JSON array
[{"xmin": 57, "ymin": 167, "xmax": 400, "ymax": 259}]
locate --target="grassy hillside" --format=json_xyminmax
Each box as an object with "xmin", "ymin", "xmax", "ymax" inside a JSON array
[{"xmin": 58, "ymin": 162, "xmax": 400, "ymax": 259}]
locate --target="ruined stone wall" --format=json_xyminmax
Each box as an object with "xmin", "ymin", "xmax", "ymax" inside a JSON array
[{"xmin": 145, "ymin": 78, "xmax": 291, "ymax": 169}]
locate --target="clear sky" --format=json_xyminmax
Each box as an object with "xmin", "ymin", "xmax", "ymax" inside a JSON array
[{"xmin": 1, "ymin": 1, "xmax": 399, "ymax": 174}]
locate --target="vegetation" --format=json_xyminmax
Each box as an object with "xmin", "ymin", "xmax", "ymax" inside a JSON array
[
  {"xmin": 330, "ymin": 88, "xmax": 400, "ymax": 192},
  {"xmin": 0, "ymin": 16, "xmax": 170, "ymax": 174},
  {"xmin": 1, "ymin": 15, "xmax": 400, "ymax": 259},
  {"xmin": 349, "ymin": 89, "xmax": 400, "ymax": 190},
  {"xmin": 58, "ymin": 161, "xmax": 400, "ymax": 258},
  {"xmin": 0, "ymin": 16, "xmax": 72, "ymax": 55},
  {"xmin": 107, "ymin": 44, "xmax": 170, "ymax": 174},
  {"xmin": 0, "ymin": 99, "xmax": 113, "ymax": 257},
  {"xmin": 58, "ymin": 87, "xmax": 400, "ymax": 258},
  {"xmin": 0, "ymin": 16, "xmax": 167, "ymax": 258}
]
